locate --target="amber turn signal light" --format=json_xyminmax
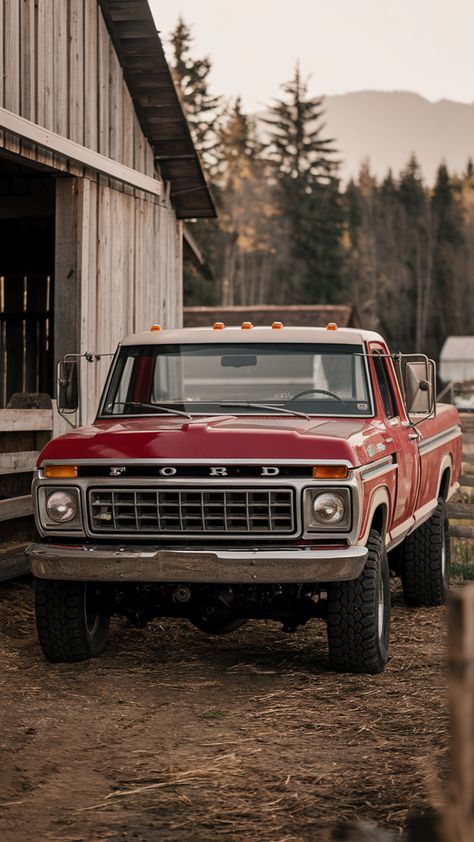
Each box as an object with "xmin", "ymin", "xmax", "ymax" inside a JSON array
[
  {"xmin": 241, "ymin": 321, "xmax": 253, "ymax": 329},
  {"xmin": 312, "ymin": 465, "xmax": 349, "ymax": 479},
  {"xmin": 44, "ymin": 465, "xmax": 78, "ymax": 479},
  {"xmin": 150, "ymin": 324, "xmax": 161, "ymax": 331},
  {"xmin": 326, "ymin": 322, "xmax": 337, "ymax": 331},
  {"xmin": 213, "ymin": 322, "xmax": 225, "ymax": 330},
  {"xmin": 271, "ymin": 321, "xmax": 283, "ymax": 329}
]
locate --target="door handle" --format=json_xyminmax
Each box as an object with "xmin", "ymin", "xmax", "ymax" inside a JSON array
[{"xmin": 408, "ymin": 433, "xmax": 419, "ymax": 440}]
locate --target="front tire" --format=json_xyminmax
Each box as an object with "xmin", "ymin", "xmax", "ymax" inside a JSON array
[
  {"xmin": 400, "ymin": 498, "xmax": 450, "ymax": 606},
  {"xmin": 327, "ymin": 530, "xmax": 390, "ymax": 674},
  {"xmin": 35, "ymin": 580, "xmax": 110, "ymax": 663}
]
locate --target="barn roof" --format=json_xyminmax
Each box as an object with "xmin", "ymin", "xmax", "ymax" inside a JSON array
[
  {"xmin": 440, "ymin": 336, "xmax": 474, "ymax": 361},
  {"xmin": 99, "ymin": 0, "xmax": 216, "ymax": 220}
]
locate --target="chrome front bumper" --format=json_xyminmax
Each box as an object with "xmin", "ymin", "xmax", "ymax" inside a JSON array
[{"xmin": 27, "ymin": 543, "xmax": 368, "ymax": 584}]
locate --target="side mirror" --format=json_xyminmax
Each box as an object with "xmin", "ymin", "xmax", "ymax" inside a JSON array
[
  {"xmin": 397, "ymin": 355, "xmax": 436, "ymax": 418},
  {"xmin": 57, "ymin": 360, "xmax": 78, "ymax": 412}
]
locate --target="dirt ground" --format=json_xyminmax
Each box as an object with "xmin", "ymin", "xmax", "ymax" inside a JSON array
[{"xmin": 0, "ymin": 577, "xmax": 450, "ymax": 842}]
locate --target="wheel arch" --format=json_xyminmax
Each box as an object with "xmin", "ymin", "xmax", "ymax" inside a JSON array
[
  {"xmin": 359, "ymin": 486, "xmax": 391, "ymax": 545},
  {"xmin": 437, "ymin": 454, "xmax": 453, "ymax": 501}
]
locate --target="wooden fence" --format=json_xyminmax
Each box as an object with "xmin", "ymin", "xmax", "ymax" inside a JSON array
[
  {"xmin": 448, "ymin": 413, "xmax": 474, "ymax": 540},
  {"xmin": 0, "ymin": 408, "xmax": 52, "ymax": 523}
]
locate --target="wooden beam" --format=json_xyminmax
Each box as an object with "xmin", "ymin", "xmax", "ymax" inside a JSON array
[
  {"xmin": 0, "ymin": 106, "xmax": 162, "ymax": 196},
  {"xmin": 443, "ymin": 586, "xmax": 474, "ymax": 840},
  {"xmin": 0, "ymin": 451, "xmax": 39, "ymax": 475},
  {"xmin": 460, "ymin": 475, "xmax": 474, "ymax": 488},
  {"xmin": 0, "ymin": 409, "xmax": 52, "ymax": 431},
  {"xmin": 0, "ymin": 495, "xmax": 33, "ymax": 521},
  {"xmin": 448, "ymin": 503, "xmax": 474, "ymax": 520},
  {"xmin": 451, "ymin": 526, "xmax": 474, "ymax": 539}
]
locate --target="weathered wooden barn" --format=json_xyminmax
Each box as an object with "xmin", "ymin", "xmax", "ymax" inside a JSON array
[{"xmin": 0, "ymin": 0, "xmax": 214, "ymax": 538}]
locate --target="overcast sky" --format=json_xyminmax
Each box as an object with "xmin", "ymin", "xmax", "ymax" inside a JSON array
[{"xmin": 149, "ymin": 0, "xmax": 474, "ymax": 111}]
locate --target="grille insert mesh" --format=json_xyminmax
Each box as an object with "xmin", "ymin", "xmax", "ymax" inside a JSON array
[{"xmin": 88, "ymin": 487, "xmax": 295, "ymax": 535}]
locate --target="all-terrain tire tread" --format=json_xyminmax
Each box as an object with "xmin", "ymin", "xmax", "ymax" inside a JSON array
[
  {"xmin": 327, "ymin": 531, "xmax": 390, "ymax": 675},
  {"xmin": 35, "ymin": 580, "xmax": 109, "ymax": 663},
  {"xmin": 400, "ymin": 499, "xmax": 450, "ymax": 607}
]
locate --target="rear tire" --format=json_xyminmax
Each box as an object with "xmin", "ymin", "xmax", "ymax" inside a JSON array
[
  {"xmin": 400, "ymin": 498, "xmax": 450, "ymax": 606},
  {"xmin": 35, "ymin": 580, "xmax": 110, "ymax": 663},
  {"xmin": 327, "ymin": 530, "xmax": 390, "ymax": 674}
]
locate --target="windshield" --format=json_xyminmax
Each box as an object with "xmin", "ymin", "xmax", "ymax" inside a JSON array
[{"xmin": 100, "ymin": 343, "xmax": 372, "ymax": 417}]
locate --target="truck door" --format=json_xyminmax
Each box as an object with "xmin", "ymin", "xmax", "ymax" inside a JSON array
[{"xmin": 370, "ymin": 345, "xmax": 420, "ymax": 534}]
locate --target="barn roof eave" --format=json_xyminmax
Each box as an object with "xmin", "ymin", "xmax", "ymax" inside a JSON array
[{"xmin": 98, "ymin": 0, "xmax": 216, "ymax": 220}]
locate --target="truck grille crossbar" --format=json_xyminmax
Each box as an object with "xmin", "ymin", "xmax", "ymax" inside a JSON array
[{"xmin": 88, "ymin": 487, "xmax": 296, "ymax": 536}]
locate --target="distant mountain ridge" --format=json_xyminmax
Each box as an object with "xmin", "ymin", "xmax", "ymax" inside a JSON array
[{"xmin": 320, "ymin": 91, "xmax": 474, "ymax": 184}]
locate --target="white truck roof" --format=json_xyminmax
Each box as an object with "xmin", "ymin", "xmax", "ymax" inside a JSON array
[{"xmin": 122, "ymin": 325, "xmax": 385, "ymax": 346}]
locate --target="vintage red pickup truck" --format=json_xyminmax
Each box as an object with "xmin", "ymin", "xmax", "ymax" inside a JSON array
[{"xmin": 27, "ymin": 323, "xmax": 462, "ymax": 673}]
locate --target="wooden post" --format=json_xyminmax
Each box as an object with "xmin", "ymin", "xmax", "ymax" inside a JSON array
[{"xmin": 442, "ymin": 585, "xmax": 474, "ymax": 841}]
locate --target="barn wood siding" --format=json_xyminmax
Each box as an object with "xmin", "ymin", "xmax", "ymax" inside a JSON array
[
  {"xmin": 0, "ymin": 0, "xmax": 156, "ymax": 178},
  {"xmin": 58, "ymin": 177, "xmax": 183, "ymax": 425}
]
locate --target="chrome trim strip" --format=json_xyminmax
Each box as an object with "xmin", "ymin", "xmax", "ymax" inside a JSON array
[
  {"xmin": 418, "ymin": 425, "xmax": 461, "ymax": 455},
  {"xmin": 358, "ymin": 456, "xmax": 395, "ymax": 481},
  {"xmin": 39, "ymin": 457, "xmax": 355, "ymax": 468},
  {"xmin": 28, "ymin": 542, "xmax": 368, "ymax": 584}
]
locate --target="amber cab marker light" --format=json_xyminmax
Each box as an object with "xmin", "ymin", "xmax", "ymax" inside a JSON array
[
  {"xmin": 272, "ymin": 321, "xmax": 283, "ymax": 329},
  {"xmin": 213, "ymin": 322, "xmax": 225, "ymax": 330},
  {"xmin": 326, "ymin": 322, "xmax": 337, "ymax": 331},
  {"xmin": 150, "ymin": 324, "xmax": 161, "ymax": 331},
  {"xmin": 44, "ymin": 465, "xmax": 78, "ymax": 479},
  {"xmin": 241, "ymin": 321, "xmax": 253, "ymax": 329},
  {"xmin": 312, "ymin": 465, "xmax": 349, "ymax": 479}
]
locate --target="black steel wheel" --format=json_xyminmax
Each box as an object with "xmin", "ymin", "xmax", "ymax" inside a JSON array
[{"xmin": 35, "ymin": 580, "xmax": 110, "ymax": 663}]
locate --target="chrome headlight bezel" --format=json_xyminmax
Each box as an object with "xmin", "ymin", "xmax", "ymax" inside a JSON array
[
  {"xmin": 38, "ymin": 486, "xmax": 83, "ymax": 531},
  {"xmin": 304, "ymin": 487, "xmax": 352, "ymax": 532}
]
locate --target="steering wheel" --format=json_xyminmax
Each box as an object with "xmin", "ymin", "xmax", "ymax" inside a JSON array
[{"xmin": 289, "ymin": 388, "xmax": 344, "ymax": 403}]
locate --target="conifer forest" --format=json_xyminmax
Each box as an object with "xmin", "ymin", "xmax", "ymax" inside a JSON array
[{"xmin": 171, "ymin": 18, "xmax": 474, "ymax": 364}]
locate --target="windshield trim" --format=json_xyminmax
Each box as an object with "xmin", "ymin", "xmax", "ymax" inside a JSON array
[{"xmin": 96, "ymin": 341, "xmax": 375, "ymax": 420}]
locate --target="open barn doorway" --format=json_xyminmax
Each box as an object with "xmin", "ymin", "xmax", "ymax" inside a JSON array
[{"xmin": 0, "ymin": 154, "xmax": 55, "ymax": 408}]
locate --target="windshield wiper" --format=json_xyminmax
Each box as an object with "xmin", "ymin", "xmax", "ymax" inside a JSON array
[
  {"xmin": 219, "ymin": 402, "xmax": 310, "ymax": 420},
  {"xmin": 107, "ymin": 401, "xmax": 193, "ymax": 420}
]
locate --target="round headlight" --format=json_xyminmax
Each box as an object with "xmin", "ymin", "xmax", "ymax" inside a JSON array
[
  {"xmin": 46, "ymin": 490, "xmax": 78, "ymax": 523},
  {"xmin": 312, "ymin": 492, "xmax": 345, "ymax": 524}
]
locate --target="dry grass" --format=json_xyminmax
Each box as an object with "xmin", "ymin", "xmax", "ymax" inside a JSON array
[{"xmin": 0, "ymin": 579, "xmax": 450, "ymax": 842}]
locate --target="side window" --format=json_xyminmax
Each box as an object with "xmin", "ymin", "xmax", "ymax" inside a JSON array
[{"xmin": 373, "ymin": 352, "xmax": 398, "ymax": 419}]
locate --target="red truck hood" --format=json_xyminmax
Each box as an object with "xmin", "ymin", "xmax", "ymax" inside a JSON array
[{"xmin": 38, "ymin": 415, "xmax": 388, "ymax": 468}]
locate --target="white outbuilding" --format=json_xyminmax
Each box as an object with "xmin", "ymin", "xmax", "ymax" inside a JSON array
[{"xmin": 439, "ymin": 336, "xmax": 474, "ymax": 384}]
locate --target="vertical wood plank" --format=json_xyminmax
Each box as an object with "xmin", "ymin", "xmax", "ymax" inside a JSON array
[
  {"xmin": 443, "ymin": 586, "xmax": 474, "ymax": 841},
  {"xmin": 20, "ymin": 0, "xmax": 36, "ymax": 121},
  {"xmin": 55, "ymin": 178, "xmax": 79, "ymax": 382},
  {"xmin": 53, "ymin": 0, "xmax": 68, "ymax": 136},
  {"xmin": 97, "ymin": 11, "xmax": 109, "ymax": 157},
  {"xmin": 133, "ymin": 112, "xmax": 145, "ymax": 174},
  {"xmin": 69, "ymin": 0, "xmax": 84, "ymax": 145},
  {"xmin": 0, "ymin": 1, "xmax": 4, "ymax": 109},
  {"xmin": 108, "ymin": 44, "xmax": 123, "ymax": 163},
  {"xmin": 36, "ymin": 0, "xmax": 47, "ymax": 127},
  {"xmin": 121, "ymin": 81, "xmax": 134, "ymax": 168},
  {"xmin": 96, "ymin": 180, "xmax": 112, "ymax": 406},
  {"xmin": 4, "ymin": 0, "xmax": 21, "ymax": 114},
  {"xmin": 84, "ymin": 0, "xmax": 98, "ymax": 151}
]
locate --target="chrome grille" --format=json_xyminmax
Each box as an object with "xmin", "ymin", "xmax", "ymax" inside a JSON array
[{"xmin": 88, "ymin": 487, "xmax": 295, "ymax": 535}]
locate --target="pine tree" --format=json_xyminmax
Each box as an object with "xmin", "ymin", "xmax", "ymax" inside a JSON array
[
  {"xmin": 169, "ymin": 17, "xmax": 222, "ymax": 175},
  {"xmin": 263, "ymin": 65, "xmax": 344, "ymax": 303},
  {"xmin": 431, "ymin": 163, "xmax": 466, "ymax": 349}
]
